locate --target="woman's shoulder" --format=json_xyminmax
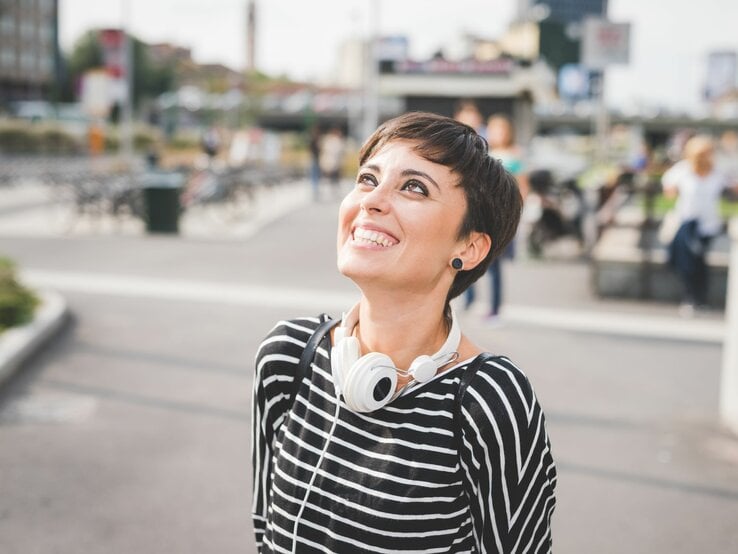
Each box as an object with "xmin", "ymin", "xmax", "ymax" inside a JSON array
[
  {"xmin": 255, "ymin": 314, "xmax": 332, "ymax": 364},
  {"xmin": 464, "ymin": 353, "xmax": 531, "ymax": 385},
  {"xmin": 459, "ymin": 354, "xmax": 541, "ymax": 423}
]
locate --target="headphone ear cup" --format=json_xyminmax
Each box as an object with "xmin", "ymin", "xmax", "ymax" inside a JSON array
[
  {"xmin": 343, "ymin": 352, "xmax": 397, "ymax": 413},
  {"xmin": 408, "ymin": 354, "xmax": 438, "ymax": 383},
  {"xmin": 331, "ymin": 336, "xmax": 360, "ymax": 395}
]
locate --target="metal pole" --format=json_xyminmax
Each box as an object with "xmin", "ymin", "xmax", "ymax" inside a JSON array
[
  {"xmin": 594, "ymin": 1, "xmax": 610, "ymax": 164},
  {"xmin": 594, "ymin": 70, "xmax": 609, "ymax": 164},
  {"xmin": 720, "ymin": 218, "xmax": 738, "ymax": 434},
  {"xmin": 121, "ymin": 0, "xmax": 135, "ymax": 171},
  {"xmin": 362, "ymin": 0, "xmax": 380, "ymax": 141}
]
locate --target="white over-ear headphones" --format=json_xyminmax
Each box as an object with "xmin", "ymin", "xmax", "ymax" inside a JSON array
[{"xmin": 330, "ymin": 303, "xmax": 461, "ymax": 412}]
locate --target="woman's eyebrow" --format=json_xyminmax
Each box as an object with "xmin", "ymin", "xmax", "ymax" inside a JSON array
[
  {"xmin": 401, "ymin": 169, "xmax": 440, "ymax": 192},
  {"xmin": 360, "ymin": 163, "xmax": 381, "ymax": 173}
]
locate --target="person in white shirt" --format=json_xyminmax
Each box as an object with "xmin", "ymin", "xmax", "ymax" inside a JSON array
[{"xmin": 662, "ymin": 134, "xmax": 738, "ymax": 314}]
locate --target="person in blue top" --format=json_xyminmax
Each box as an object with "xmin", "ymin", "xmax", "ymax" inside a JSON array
[{"xmin": 464, "ymin": 114, "xmax": 527, "ymax": 322}]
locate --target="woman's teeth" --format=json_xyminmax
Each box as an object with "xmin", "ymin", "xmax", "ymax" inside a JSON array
[{"xmin": 353, "ymin": 228, "xmax": 396, "ymax": 247}]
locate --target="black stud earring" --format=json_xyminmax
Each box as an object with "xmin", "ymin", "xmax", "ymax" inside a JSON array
[{"xmin": 451, "ymin": 258, "xmax": 463, "ymax": 270}]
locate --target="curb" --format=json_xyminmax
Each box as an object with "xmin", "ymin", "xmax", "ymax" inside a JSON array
[{"xmin": 0, "ymin": 289, "xmax": 69, "ymax": 387}]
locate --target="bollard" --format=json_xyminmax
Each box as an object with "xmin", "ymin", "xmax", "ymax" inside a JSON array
[{"xmin": 720, "ymin": 217, "xmax": 738, "ymax": 434}]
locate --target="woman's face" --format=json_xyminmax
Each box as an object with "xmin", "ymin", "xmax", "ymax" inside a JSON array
[{"xmin": 337, "ymin": 140, "xmax": 468, "ymax": 294}]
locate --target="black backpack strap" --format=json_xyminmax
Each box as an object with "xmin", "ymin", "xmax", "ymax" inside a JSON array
[
  {"xmin": 454, "ymin": 353, "xmax": 497, "ymax": 452},
  {"xmin": 290, "ymin": 317, "xmax": 339, "ymax": 406}
]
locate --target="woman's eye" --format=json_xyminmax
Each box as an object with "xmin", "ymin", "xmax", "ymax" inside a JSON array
[
  {"xmin": 357, "ymin": 173, "xmax": 377, "ymax": 187},
  {"xmin": 402, "ymin": 180, "xmax": 428, "ymax": 196}
]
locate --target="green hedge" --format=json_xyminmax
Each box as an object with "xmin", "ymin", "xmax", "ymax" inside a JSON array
[
  {"xmin": 0, "ymin": 122, "xmax": 81, "ymax": 154},
  {"xmin": 0, "ymin": 258, "xmax": 39, "ymax": 333},
  {"xmin": 0, "ymin": 121, "xmax": 162, "ymax": 155},
  {"xmin": 642, "ymin": 195, "xmax": 738, "ymax": 218}
]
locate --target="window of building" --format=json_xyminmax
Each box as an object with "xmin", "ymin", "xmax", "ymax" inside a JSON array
[
  {"xmin": 22, "ymin": 20, "xmax": 37, "ymax": 39},
  {"xmin": 0, "ymin": 15, "xmax": 17, "ymax": 35},
  {"xmin": 20, "ymin": 50, "xmax": 36, "ymax": 72},
  {"xmin": 39, "ymin": 53, "xmax": 52, "ymax": 76},
  {"xmin": 0, "ymin": 48, "xmax": 16, "ymax": 70}
]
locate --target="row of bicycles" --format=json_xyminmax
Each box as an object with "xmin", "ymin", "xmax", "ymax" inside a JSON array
[{"xmin": 1, "ymin": 156, "xmax": 304, "ymax": 232}]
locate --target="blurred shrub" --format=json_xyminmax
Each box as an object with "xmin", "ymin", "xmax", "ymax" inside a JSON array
[
  {"xmin": 0, "ymin": 120, "xmax": 162, "ymax": 154},
  {"xmin": 0, "ymin": 124, "xmax": 41, "ymax": 153},
  {"xmin": 104, "ymin": 125, "xmax": 162, "ymax": 153},
  {"xmin": 134, "ymin": 127, "xmax": 159, "ymax": 151},
  {"xmin": 0, "ymin": 121, "xmax": 81, "ymax": 154},
  {"xmin": 167, "ymin": 132, "xmax": 199, "ymax": 151},
  {"xmin": 37, "ymin": 125, "xmax": 80, "ymax": 154},
  {"xmin": 104, "ymin": 132, "xmax": 120, "ymax": 151},
  {"xmin": 0, "ymin": 258, "xmax": 39, "ymax": 333}
]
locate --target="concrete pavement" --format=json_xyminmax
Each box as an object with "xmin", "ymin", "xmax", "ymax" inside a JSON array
[{"xmin": 0, "ymin": 178, "xmax": 737, "ymax": 552}]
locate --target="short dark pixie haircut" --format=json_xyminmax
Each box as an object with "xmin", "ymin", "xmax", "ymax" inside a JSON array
[{"xmin": 358, "ymin": 111, "xmax": 523, "ymax": 307}]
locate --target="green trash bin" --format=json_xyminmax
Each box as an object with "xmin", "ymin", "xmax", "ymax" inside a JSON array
[{"xmin": 141, "ymin": 171, "xmax": 184, "ymax": 234}]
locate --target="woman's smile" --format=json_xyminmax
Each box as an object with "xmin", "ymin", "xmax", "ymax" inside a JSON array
[{"xmin": 351, "ymin": 225, "xmax": 399, "ymax": 249}]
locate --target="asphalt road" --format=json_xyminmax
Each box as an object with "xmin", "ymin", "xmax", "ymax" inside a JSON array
[{"xmin": 1, "ymin": 192, "xmax": 737, "ymax": 553}]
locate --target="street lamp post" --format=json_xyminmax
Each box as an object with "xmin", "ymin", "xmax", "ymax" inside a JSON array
[
  {"xmin": 361, "ymin": 0, "xmax": 380, "ymax": 141},
  {"xmin": 121, "ymin": 0, "xmax": 135, "ymax": 171}
]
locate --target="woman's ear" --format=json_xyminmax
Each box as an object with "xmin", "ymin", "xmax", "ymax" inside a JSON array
[{"xmin": 456, "ymin": 232, "xmax": 492, "ymax": 271}]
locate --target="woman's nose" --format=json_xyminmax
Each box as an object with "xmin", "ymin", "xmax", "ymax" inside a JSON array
[{"xmin": 360, "ymin": 182, "xmax": 391, "ymax": 213}]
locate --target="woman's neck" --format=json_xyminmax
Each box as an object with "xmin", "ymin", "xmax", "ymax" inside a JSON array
[{"xmin": 352, "ymin": 292, "xmax": 450, "ymax": 372}]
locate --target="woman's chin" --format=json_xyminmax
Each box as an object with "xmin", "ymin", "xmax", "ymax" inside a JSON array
[{"xmin": 337, "ymin": 260, "xmax": 389, "ymax": 287}]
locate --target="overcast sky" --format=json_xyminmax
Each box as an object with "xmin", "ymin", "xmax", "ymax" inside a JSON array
[{"xmin": 59, "ymin": 0, "xmax": 738, "ymax": 113}]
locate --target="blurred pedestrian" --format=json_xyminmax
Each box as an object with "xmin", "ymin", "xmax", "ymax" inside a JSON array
[
  {"xmin": 87, "ymin": 122, "xmax": 105, "ymax": 156},
  {"xmin": 319, "ymin": 126, "xmax": 346, "ymax": 198},
  {"xmin": 308, "ymin": 125, "xmax": 322, "ymax": 201},
  {"xmin": 452, "ymin": 99, "xmax": 486, "ymax": 138},
  {"xmin": 662, "ymin": 134, "xmax": 738, "ymax": 316},
  {"xmin": 201, "ymin": 126, "xmax": 221, "ymax": 164},
  {"xmin": 464, "ymin": 114, "xmax": 527, "ymax": 323},
  {"xmin": 252, "ymin": 112, "xmax": 556, "ymax": 553}
]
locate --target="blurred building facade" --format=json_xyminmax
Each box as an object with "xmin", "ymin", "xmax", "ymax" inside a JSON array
[
  {"xmin": 532, "ymin": 0, "xmax": 606, "ymax": 24},
  {"xmin": 529, "ymin": 0, "xmax": 607, "ymax": 71},
  {"xmin": 0, "ymin": 0, "xmax": 59, "ymax": 103}
]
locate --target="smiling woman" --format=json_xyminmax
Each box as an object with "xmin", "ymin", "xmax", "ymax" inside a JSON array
[{"xmin": 252, "ymin": 112, "xmax": 557, "ymax": 553}]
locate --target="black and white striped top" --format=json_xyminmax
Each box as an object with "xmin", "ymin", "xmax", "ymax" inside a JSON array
[{"xmin": 252, "ymin": 315, "xmax": 557, "ymax": 553}]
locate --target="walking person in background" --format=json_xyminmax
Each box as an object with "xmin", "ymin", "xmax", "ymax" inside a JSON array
[
  {"xmin": 663, "ymin": 134, "xmax": 738, "ymax": 317},
  {"xmin": 252, "ymin": 112, "xmax": 556, "ymax": 553},
  {"xmin": 319, "ymin": 126, "xmax": 346, "ymax": 199},
  {"xmin": 464, "ymin": 114, "xmax": 527, "ymax": 323},
  {"xmin": 308, "ymin": 125, "xmax": 322, "ymax": 201}
]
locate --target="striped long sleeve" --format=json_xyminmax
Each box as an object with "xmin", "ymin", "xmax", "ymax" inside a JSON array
[{"xmin": 251, "ymin": 317, "xmax": 556, "ymax": 553}]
